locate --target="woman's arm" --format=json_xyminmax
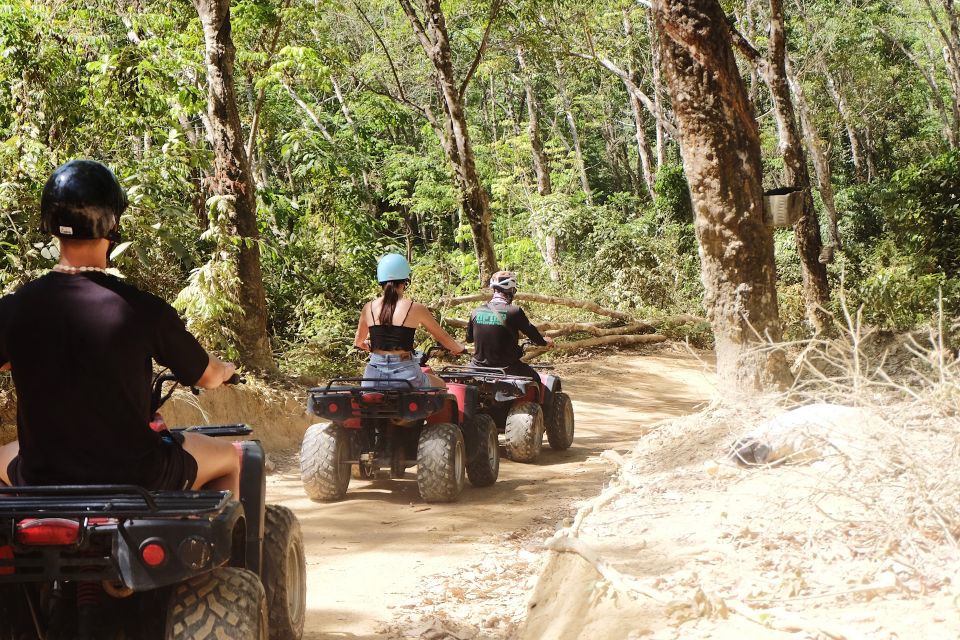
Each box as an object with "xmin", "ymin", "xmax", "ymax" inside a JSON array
[
  {"xmin": 414, "ymin": 304, "xmax": 465, "ymax": 354},
  {"xmin": 354, "ymin": 303, "xmax": 371, "ymax": 351}
]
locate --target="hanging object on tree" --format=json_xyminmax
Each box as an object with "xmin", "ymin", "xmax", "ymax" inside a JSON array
[{"xmin": 762, "ymin": 187, "xmax": 805, "ymax": 227}]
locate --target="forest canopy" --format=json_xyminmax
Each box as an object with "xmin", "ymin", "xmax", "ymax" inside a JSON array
[{"xmin": 0, "ymin": 0, "xmax": 957, "ymax": 375}]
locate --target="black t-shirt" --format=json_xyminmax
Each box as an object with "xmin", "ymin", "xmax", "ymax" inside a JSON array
[
  {"xmin": 0, "ymin": 272, "xmax": 209, "ymax": 486},
  {"xmin": 466, "ymin": 301, "xmax": 547, "ymax": 368}
]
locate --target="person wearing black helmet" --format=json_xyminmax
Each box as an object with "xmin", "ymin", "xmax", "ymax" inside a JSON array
[
  {"xmin": 466, "ymin": 270, "xmax": 553, "ymax": 384},
  {"xmin": 0, "ymin": 160, "xmax": 240, "ymax": 495}
]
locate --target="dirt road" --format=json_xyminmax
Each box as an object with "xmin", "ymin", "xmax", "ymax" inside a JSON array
[{"xmin": 265, "ymin": 350, "xmax": 715, "ymax": 639}]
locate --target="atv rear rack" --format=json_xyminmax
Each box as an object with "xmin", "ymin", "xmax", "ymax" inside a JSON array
[
  {"xmin": 308, "ymin": 379, "xmax": 448, "ymax": 422},
  {"xmin": 436, "ymin": 365, "xmax": 534, "ymax": 382},
  {"xmin": 0, "ymin": 486, "xmax": 230, "ymax": 519}
]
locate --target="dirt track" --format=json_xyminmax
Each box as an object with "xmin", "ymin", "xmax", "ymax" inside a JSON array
[{"xmin": 265, "ymin": 349, "xmax": 715, "ymax": 639}]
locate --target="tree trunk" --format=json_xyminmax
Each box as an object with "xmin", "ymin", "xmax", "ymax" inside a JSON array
[
  {"xmin": 653, "ymin": 0, "xmax": 790, "ymax": 392},
  {"xmin": 647, "ymin": 13, "xmax": 668, "ymax": 168},
  {"xmin": 398, "ymin": 0, "xmax": 499, "ymax": 284},
  {"xmin": 194, "ymin": 0, "xmax": 275, "ymax": 371},
  {"xmin": 824, "ymin": 70, "xmax": 869, "ymax": 182},
  {"xmin": 624, "ymin": 9, "xmax": 657, "ymax": 199},
  {"xmin": 517, "ymin": 45, "xmax": 560, "ymax": 281},
  {"xmin": 788, "ymin": 60, "xmax": 840, "ymax": 253},
  {"xmin": 555, "ymin": 59, "xmax": 593, "ymax": 205},
  {"xmin": 764, "ymin": 0, "xmax": 830, "ymax": 333}
]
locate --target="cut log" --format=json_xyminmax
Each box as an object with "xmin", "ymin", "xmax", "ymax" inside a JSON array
[
  {"xmin": 434, "ymin": 292, "xmax": 634, "ymax": 322},
  {"xmin": 524, "ymin": 334, "xmax": 667, "ymax": 360}
]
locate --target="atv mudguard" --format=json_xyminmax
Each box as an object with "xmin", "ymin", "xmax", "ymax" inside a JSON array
[
  {"xmin": 425, "ymin": 382, "xmax": 478, "ymax": 425},
  {"xmin": 237, "ymin": 440, "xmax": 265, "ymax": 574}
]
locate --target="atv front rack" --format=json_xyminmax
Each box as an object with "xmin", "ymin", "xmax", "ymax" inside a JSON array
[{"xmin": 0, "ymin": 486, "xmax": 230, "ymax": 518}]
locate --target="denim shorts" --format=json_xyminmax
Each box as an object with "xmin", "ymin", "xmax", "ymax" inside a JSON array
[{"xmin": 363, "ymin": 353, "xmax": 431, "ymax": 389}]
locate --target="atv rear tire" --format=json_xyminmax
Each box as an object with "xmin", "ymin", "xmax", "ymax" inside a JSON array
[
  {"xmin": 263, "ymin": 505, "xmax": 307, "ymax": 640},
  {"xmin": 465, "ymin": 414, "xmax": 499, "ymax": 487},
  {"xmin": 165, "ymin": 567, "xmax": 266, "ymax": 640},
  {"xmin": 546, "ymin": 392, "xmax": 575, "ymax": 451},
  {"xmin": 417, "ymin": 423, "xmax": 466, "ymax": 503},
  {"xmin": 301, "ymin": 422, "xmax": 351, "ymax": 501},
  {"xmin": 504, "ymin": 401, "xmax": 544, "ymax": 463}
]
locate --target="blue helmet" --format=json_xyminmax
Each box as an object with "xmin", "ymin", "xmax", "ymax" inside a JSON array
[{"xmin": 376, "ymin": 253, "xmax": 411, "ymax": 284}]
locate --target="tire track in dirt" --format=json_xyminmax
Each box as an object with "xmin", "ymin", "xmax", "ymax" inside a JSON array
[{"xmin": 265, "ymin": 349, "xmax": 715, "ymax": 639}]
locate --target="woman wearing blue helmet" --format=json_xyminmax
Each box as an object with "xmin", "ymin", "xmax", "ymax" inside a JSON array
[{"xmin": 354, "ymin": 254, "xmax": 465, "ymax": 388}]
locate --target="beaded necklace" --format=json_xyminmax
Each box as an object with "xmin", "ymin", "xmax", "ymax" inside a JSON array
[{"xmin": 52, "ymin": 264, "xmax": 112, "ymax": 275}]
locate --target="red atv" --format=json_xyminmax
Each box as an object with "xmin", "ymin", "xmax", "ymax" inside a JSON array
[
  {"xmin": 299, "ymin": 349, "xmax": 499, "ymax": 503},
  {"xmin": 436, "ymin": 355, "xmax": 574, "ymax": 463},
  {"xmin": 0, "ymin": 373, "xmax": 307, "ymax": 640}
]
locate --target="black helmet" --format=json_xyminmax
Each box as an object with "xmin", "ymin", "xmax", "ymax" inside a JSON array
[{"xmin": 40, "ymin": 160, "xmax": 127, "ymax": 240}]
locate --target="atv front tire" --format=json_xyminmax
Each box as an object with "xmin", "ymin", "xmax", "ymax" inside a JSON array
[
  {"xmin": 301, "ymin": 422, "xmax": 351, "ymax": 501},
  {"xmin": 465, "ymin": 414, "xmax": 499, "ymax": 487},
  {"xmin": 417, "ymin": 423, "xmax": 466, "ymax": 503},
  {"xmin": 504, "ymin": 401, "xmax": 544, "ymax": 463},
  {"xmin": 165, "ymin": 567, "xmax": 267, "ymax": 640},
  {"xmin": 263, "ymin": 505, "xmax": 307, "ymax": 640},
  {"xmin": 546, "ymin": 392, "xmax": 575, "ymax": 451}
]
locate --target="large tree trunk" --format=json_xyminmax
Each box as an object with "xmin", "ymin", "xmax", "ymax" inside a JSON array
[
  {"xmin": 516, "ymin": 46, "xmax": 560, "ymax": 281},
  {"xmin": 555, "ymin": 60, "xmax": 593, "ymax": 205},
  {"xmin": 399, "ymin": 0, "xmax": 499, "ymax": 284},
  {"xmin": 653, "ymin": 0, "xmax": 790, "ymax": 392},
  {"xmin": 764, "ymin": 0, "xmax": 830, "ymax": 333},
  {"xmin": 194, "ymin": 0, "xmax": 275, "ymax": 371}
]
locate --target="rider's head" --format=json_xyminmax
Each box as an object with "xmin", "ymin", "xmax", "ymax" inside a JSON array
[
  {"xmin": 41, "ymin": 160, "xmax": 127, "ymax": 246},
  {"xmin": 376, "ymin": 253, "xmax": 412, "ymax": 325},
  {"xmin": 490, "ymin": 270, "xmax": 518, "ymax": 301}
]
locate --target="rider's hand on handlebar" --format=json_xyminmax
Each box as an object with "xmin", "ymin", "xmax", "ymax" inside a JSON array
[
  {"xmin": 221, "ymin": 362, "xmax": 237, "ymax": 384},
  {"xmin": 543, "ymin": 336, "xmax": 555, "ymax": 349}
]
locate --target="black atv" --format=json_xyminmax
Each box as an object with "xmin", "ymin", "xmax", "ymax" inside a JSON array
[
  {"xmin": 299, "ymin": 349, "xmax": 499, "ymax": 503},
  {"xmin": 436, "ymin": 353, "xmax": 575, "ymax": 463},
  {"xmin": 0, "ymin": 374, "xmax": 306, "ymax": 640}
]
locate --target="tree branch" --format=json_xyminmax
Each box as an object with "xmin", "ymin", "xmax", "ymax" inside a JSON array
[
  {"xmin": 352, "ymin": 0, "xmax": 412, "ymax": 106},
  {"xmin": 458, "ymin": 0, "xmax": 504, "ymax": 99},
  {"xmin": 397, "ymin": 0, "xmax": 436, "ymax": 56}
]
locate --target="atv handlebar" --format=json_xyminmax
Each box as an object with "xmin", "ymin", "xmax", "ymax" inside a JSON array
[{"xmin": 151, "ymin": 371, "xmax": 245, "ymax": 414}]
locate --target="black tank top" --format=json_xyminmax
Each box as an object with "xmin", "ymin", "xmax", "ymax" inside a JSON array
[{"xmin": 368, "ymin": 301, "xmax": 416, "ymax": 351}]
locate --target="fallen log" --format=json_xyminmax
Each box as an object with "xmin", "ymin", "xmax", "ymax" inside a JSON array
[
  {"xmin": 434, "ymin": 292, "xmax": 634, "ymax": 322},
  {"xmin": 524, "ymin": 333, "xmax": 667, "ymax": 360},
  {"xmin": 543, "ymin": 322, "xmax": 654, "ymax": 338},
  {"xmin": 442, "ymin": 315, "xmax": 705, "ymax": 335}
]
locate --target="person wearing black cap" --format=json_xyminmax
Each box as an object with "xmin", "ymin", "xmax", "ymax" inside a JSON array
[{"xmin": 0, "ymin": 160, "xmax": 240, "ymax": 495}]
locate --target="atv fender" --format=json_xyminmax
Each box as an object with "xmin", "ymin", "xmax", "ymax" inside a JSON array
[
  {"xmin": 426, "ymin": 384, "xmax": 477, "ymax": 425},
  {"xmin": 237, "ymin": 440, "xmax": 266, "ymax": 575}
]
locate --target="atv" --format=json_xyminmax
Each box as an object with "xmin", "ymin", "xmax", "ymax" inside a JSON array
[
  {"xmin": 299, "ymin": 349, "xmax": 499, "ymax": 503},
  {"xmin": 435, "ymin": 351, "xmax": 575, "ymax": 463},
  {"xmin": 0, "ymin": 373, "xmax": 307, "ymax": 640}
]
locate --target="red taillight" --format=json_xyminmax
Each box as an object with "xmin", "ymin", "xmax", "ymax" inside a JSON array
[
  {"xmin": 328, "ymin": 402, "xmax": 339, "ymax": 413},
  {"xmin": 361, "ymin": 392, "xmax": 385, "ymax": 404},
  {"xmin": 408, "ymin": 402, "xmax": 419, "ymax": 412},
  {"xmin": 0, "ymin": 545, "xmax": 13, "ymax": 575},
  {"xmin": 141, "ymin": 543, "xmax": 167, "ymax": 567},
  {"xmin": 15, "ymin": 518, "xmax": 80, "ymax": 546}
]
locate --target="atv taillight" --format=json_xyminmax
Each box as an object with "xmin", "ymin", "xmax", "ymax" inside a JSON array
[
  {"xmin": 408, "ymin": 402, "xmax": 418, "ymax": 412},
  {"xmin": 0, "ymin": 545, "xmax": 13, "ymax": 575},
  {"xmin": 361, "ymin": 392, "xmax": 385, "ymax": 404},
  {"xmin": 15, "ymin": 518, "xmax": 80, "ymax": 546},
  {"xmin": 141, "ymin": 542, "xmax": 167, "ymax": 567},
  {"xmin": 328, "ymin": 402, "xmax": 339, "ymax": 413}
]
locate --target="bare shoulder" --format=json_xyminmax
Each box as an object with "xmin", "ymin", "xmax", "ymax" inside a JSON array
[{"xmin": 408, "ymin": 301, "xmax": 433, "ymax": 323}]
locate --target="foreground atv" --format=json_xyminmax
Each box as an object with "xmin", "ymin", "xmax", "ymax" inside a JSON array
[
  {"xmin": 436, "ymin": 360, "xmax": 574, "ymax": 463},
  {"xmin": 0, "ymin": 374, "xmax": 307, "ymax": 640},
  {"xmin": 300, "ymin": 353, "xmax": 498, "ymax": 503}
]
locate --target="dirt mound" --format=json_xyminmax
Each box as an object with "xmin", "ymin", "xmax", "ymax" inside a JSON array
[
  {"xmin": 517, "ymin": 399, "xmax": 960, "ymax": 639},
  {"xmin": 161, "ymin": 380, "xmax": 313, "ymax": 452}
]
